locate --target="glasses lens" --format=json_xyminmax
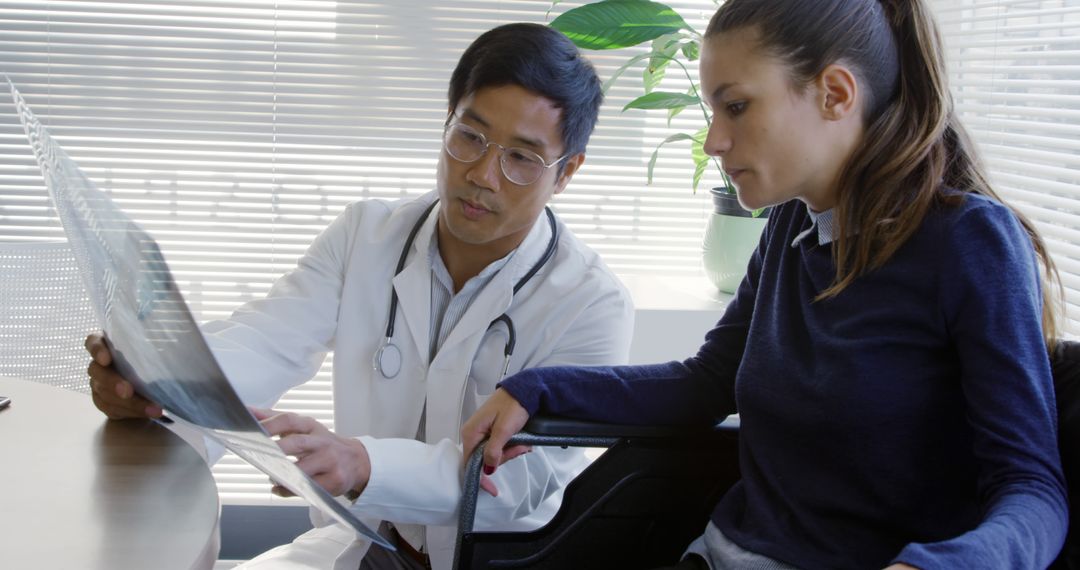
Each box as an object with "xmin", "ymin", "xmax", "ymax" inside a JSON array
[
  {"xmin": 444, "ymin": 122, "xmax": 551, "ymax": 186},
  {"xmin": 501, "ymin": 148, "xmax": 545, "ymax": 185},
  {"xmin": 444, "ymin": 124, "xmax": 486, "ymax": 162}
]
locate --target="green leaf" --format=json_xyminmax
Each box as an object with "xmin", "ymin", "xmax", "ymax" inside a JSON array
[
  {"xmin": 600, "ymin": 52, "xmax": 653, "ymax": 94},
  {"xmin": 643, "ymin": 33, "xmax": 682, "ymax": 93},
  {"xmin": 681, "ymin": 39, "xmax": 700, "ymax": 61},
  {"xmin": 691, "ymin": 125, "xmax": 709, "ymax": 193},
  {"xmin": 689, "ymin": 125, "xmax": 729, "ymax": 191},
  {"xmin": 655, "ymin": 32, "xmax": 684, "ymax": 52},
  {"xmin": 666, "ymin": 85, "xmax": 698, "ymax": 125},
  {"xmin": 646, "ymin": 133, "xmax": 696, "ymax": 185},
  {"xmin": 666, "ymin": 105, "xmax": 685, "ymax": 126},
  {"xmin": 624, "ymin": 91, "xmax": 700, "ymax": 112},
  {"xmin": 642, "ymin": 63, "xmax": 665, "ymax": 94},
  {"xmin": 551, "ymin": 0, "xmax": 693, "ymax": 51}
]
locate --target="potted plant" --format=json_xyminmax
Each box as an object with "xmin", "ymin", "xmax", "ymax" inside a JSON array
[{"xmin": 549, "ymin": 0, "xmax": 768, "ymax": 293}]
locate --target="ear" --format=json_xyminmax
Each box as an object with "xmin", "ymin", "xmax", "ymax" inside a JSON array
[
  {"xmin": 817, "ymin": 64, "xmax": 860, "ymax": 121},
  {"xmin": 552, "ymin": 153, "xmax": 585, "ymax": 196}
]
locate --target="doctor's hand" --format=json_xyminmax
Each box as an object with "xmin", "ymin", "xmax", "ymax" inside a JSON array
[
  {"xmin": 252, "ymin": 408, "xmax": 371, "ymax": 499},
  {"xmin": 85, "ymin": 332, "xmax": 164, "ymax": 420},
  {"xmin": 461, "ymin": 388, "xmax": 533, "ymax": 497}
]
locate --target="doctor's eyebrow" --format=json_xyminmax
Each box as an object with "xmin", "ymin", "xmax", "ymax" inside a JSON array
[{"xmin": 460, "ymin": 108, "xmax": 545, "ymax": 151}]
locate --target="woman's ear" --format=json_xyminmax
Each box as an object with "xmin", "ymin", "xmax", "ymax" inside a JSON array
[{"xmin": 818, "ymin": 64, "xmax": 860, "ymax": 121}]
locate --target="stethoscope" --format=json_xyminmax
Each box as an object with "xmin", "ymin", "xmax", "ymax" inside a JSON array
[{"xmin": 372, "ymin": 199, "xmax": 559, "ymax": 379}]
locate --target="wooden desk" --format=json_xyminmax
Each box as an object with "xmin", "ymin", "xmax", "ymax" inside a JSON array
[{"xmin": 0, "ymin": 378, "xmax": 220, "ymax": 569}]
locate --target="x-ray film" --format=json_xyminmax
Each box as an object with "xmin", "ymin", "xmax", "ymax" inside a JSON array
[{"xmin": 9, "ymin": 80, "xmax": 392, "ymax": 551}]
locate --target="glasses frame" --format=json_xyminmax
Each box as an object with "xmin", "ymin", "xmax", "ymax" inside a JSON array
[{"xmin": 442, "ymin": 122, "xmax": 568, "ymax": 186}]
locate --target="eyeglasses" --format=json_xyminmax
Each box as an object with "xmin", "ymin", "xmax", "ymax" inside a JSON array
[{"xmin": 442, "ymin": 122, "xmax": 567, "ymax": 186}]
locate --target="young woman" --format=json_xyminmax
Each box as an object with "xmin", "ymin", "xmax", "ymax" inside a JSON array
[{"xmin": 462, "ymin": 0, "xmax": 1069, "ymax": 569}]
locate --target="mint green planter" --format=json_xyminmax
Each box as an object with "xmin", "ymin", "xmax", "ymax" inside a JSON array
[{"xmin": 702, "ymin": 188, "xmax": 769, "ymax": 294}]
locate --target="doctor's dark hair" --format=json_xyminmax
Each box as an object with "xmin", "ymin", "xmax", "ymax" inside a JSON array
[
  {"xmin": 447, "ymin": 23, "xmax": 603, "ymax": 170},
  {"xmin": 707, "ymin": 0, "xmax": 1060, "ymax": 342}
]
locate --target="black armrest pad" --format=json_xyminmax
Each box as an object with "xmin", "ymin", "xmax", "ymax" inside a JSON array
[{"xmin": 524, "ymin": 415, "xmax": 738, "ymax": 439}]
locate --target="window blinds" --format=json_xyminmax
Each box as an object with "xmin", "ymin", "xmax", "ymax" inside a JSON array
[
  {"xmin": 0, "ymin": 1, "xmax": 1077, "ymax": 504},
  {"xmin": 931, "ymin": 0, "xmax": 1080, "ymax": 333}
]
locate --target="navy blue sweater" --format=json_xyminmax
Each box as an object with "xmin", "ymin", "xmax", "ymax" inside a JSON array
[{"xmin": 501, "ymin": 195, "xmax": 1068, "ymax": 569}]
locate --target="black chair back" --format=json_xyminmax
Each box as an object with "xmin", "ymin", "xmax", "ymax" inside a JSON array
[{"xmin": 1051, "ymin": 340, "xmax": 1080, "ymax": 569}]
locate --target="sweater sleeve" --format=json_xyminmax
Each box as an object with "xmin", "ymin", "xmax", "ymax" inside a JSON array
[
  {"xmin": 893, "ymin": 202, "xmax": 1068, "ymax": 569},
  {"xmin": 499, "ymin": 213, "xmax": 775, "ymax": 426}
]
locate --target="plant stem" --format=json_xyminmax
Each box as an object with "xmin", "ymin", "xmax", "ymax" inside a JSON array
[{"xmin": 656, "ymin": 53, "xmax": 730, "ymax": 189}]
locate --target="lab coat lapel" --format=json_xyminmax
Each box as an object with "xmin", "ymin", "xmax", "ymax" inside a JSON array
[{"xmin": 390, "ymin": 203, "xmax": 440, "ymax": 369}]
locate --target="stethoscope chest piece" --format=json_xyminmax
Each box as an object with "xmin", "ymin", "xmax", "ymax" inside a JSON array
[{"xmin": 373, "ymin": 340, "xmax": 403, "ymax": 379}]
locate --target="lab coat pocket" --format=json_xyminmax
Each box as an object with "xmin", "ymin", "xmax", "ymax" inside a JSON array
[
  {"xmin": 462, "ymin": 328, "xmax": 511, "ymax": 419},
  {"xmin": 468, "ymin": 325, "xmax": 511, "ymax": 397}
]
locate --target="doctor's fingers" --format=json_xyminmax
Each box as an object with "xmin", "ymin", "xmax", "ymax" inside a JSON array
[
  {"xmin": 84, "ymin": 332, "xmax": 113, "ymax": 366},
  {"xmin": 249, "ymin": 407, "xmax": 276, "ymax": 421},
  {"xmin": 88, "ymin": 361, "xmax": 161, "ymax": 419},
  {"xmin": 276, "ymin": 432, "xmax": 332, "ymax": 458},
  {"xmin": 260, "ymin": 410, "xmax": 328, "ymax": 438}
]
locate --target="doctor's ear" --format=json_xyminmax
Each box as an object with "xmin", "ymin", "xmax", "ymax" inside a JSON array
[{"xmin": 553, "ymin": 153, "xmax": 585, "ymax": 195}]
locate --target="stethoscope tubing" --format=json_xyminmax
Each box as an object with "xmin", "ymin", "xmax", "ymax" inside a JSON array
[{"xmin": 374, "ymin": 199, "xmax": 558, "ymax": 379}]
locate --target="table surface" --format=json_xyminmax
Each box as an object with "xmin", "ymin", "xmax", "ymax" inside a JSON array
[{"xmin": 0, "ymin": 377, "xmax": 220, "ymax": 569}]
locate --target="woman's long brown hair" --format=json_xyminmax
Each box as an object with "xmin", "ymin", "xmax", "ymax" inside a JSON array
[{"xmin": 707, "ymin": 0, "xmax": 1061, "ymax": 345}]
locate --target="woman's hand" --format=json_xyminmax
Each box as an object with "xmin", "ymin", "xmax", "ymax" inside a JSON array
[{"xmin": 461, "ymin": 388, "xmax": 533, "ymax": 496}]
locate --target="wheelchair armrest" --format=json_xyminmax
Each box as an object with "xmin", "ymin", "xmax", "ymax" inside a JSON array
[{"xmin": 523, "ymin": 414, "xmax": 739, "ymax": 439}]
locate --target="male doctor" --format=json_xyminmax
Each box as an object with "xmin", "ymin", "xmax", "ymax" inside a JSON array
[{"xmin": 85, "ymin": 22, "xmax": 634, "ymax": 570}]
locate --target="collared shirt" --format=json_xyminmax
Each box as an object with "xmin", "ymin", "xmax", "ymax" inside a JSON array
[
  {"xmin": 405, "ymin": 233, "xmax": 516, "ymax": 555},
  {"xmin": 428, "ymin": 239, "xmax": 514, "ymax": 361},
  {"xmin": 415, "ymin": 231, "xmax": 514, "ymax": 441},
  {"xmin": 790, "ymin": 206, "xmax": 839, "ymax": 247}
]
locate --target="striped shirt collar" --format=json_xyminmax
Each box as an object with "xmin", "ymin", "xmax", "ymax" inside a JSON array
[
  {"xmin": 791, "ymin": 206, "xmax": 839, "ymax": 247},
  {"xmin": 427, "ymin": 232, "xmax": 514, "ymax": 359}
]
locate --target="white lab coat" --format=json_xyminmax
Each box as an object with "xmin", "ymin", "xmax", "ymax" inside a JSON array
[{"xmin": 206, "ymin": 192, "xmax": 634, "ymax": 570}]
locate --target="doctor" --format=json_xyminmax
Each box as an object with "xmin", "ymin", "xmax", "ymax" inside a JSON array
[{"xmin": 85, "ymin": 22, "xmax": 634, "ymax": 570}]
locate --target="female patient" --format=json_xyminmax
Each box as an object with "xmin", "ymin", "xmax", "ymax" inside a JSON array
[{"xmin": 462, "ymin": 0, "xmax": 1069, "ymax": 568}]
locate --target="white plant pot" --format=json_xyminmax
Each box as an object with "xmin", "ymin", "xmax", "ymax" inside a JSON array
[{"xmin": 702, "ymin": 187, "xmax": 769, "ymax": 294}]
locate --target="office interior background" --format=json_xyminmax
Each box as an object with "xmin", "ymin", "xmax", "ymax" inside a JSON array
[{"xmin": 0, "ymin": 0, "xmax": 1077, "ymax": 548}]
